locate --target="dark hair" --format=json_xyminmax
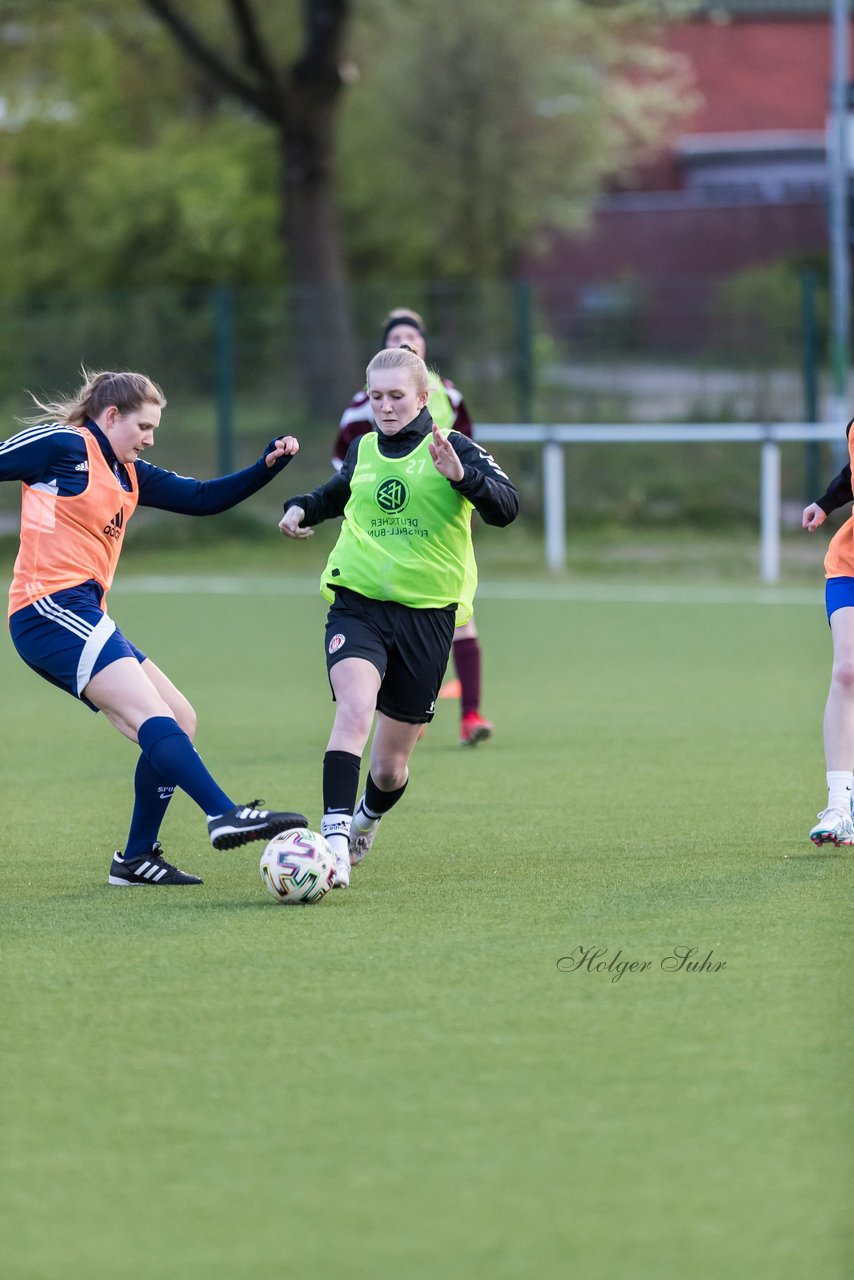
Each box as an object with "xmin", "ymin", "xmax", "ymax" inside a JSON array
[{"xmin": 381, "ymin": 308, "xmax": 426, "ymax": 347}]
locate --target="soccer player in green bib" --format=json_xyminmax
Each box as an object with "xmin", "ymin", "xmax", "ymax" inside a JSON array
[
  {"xmin": 332, "ymin": 308, "xmax": 493, "ymax": 746},
  {"xmin": 279, "ymin": 345, "xmax": 519, "ymax": 888}
]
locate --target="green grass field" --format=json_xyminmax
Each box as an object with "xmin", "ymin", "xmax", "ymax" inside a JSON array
[{"xmin": 1, "ymin": 545, "xmax": 852, "ymax": 1279}]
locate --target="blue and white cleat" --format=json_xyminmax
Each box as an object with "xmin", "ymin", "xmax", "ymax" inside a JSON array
[{"xmin": 809, "ymin": 808, "xmax": 854, "ymax": 847}]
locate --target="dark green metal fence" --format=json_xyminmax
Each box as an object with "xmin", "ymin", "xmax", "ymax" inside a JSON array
[{"xmin": 0, "ymin": 274, "xmax": 829, "ymax": 534}]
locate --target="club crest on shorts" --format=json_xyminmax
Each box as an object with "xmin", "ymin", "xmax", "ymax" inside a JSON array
[{"xmin": 328, "ymin": 632, "xmax": 346, "ymax": 655}]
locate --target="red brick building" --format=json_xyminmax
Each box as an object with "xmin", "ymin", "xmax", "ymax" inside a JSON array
[{"xmin": 528, "ymin": 1, "xmax": 842, "ymax": 338}]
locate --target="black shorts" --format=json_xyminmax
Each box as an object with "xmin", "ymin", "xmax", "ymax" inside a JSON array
[{"xmin": 324, "ymin": 587, "xmax": 456, "ymax": 724}]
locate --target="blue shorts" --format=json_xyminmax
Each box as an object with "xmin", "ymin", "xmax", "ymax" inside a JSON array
[
  {"xmin": 9, "ymin": 586, "xmax": 146, "ymax": 711},
  {"xmin": 826, "ymin": 577, "xmax": 854, "ymax": 623}
]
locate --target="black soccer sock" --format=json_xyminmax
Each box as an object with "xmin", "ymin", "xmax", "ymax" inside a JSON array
[
  {"xmin": 364, "ymin": 771, "xmax": 408, "ymax": 818},
  {"xmin": 323, "ymin": 750, "xmax": 361, "ymax": 817}
]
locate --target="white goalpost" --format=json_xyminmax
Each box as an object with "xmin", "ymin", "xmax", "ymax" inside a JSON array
[{"xmin": 476, "ymin": 422, "xmax": 842, "ymax": 582}]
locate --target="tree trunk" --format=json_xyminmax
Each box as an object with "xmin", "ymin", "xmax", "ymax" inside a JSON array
[
  {"xmin": 280, "ymin": 93, "xmax": 358, "ymax": 417},
  {"xmin": 140, "ymin": 0, "xmax": 359, "ymax": 418}
]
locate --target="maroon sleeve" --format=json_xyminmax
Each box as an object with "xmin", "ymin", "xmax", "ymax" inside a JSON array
[
  {"xmin": 442, "ymin": 378, "xmax": 474, "ymax": 440},
  {"xmin": 452, "ymin": 397, "xmax": 474, "ymax": 440},
  {"xmin": 332, "ymin": 392, "xmax": 374, "ymax": 465},
  {"xmin": 332, "ymin": 420, "xmax": 371, "ymax": 465}
]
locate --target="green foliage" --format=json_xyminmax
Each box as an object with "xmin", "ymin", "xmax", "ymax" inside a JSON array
[
  {"xmin": 340, "ymin": 0, "xmax": 698, "ymax": 277},
  {"xmin": 712, "ymin": 260, "xmax": 828, "ymax": 367},
  {"xmin": 0, "ymin": 0, "xmax": 697, "ymax": 289},
  {"xmin": 3, "ymin": 121, "xmax": 282, "ymax": 290},
  {"xmin": 0, "ymin": 0, "xmax": 283, "ymax": 290}
]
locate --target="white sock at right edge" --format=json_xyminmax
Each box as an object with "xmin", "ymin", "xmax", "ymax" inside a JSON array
[{"xmin": 826, "ymin": 771, "xmax": 853, "ymax": 814}]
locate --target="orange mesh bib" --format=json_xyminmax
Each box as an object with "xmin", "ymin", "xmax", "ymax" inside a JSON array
[
  {"xmin": 825, "ymin": 432, "xmax": 854, "ymax": 579},
  {"xmin": 8, "ymin": 427, "xmax": 139, "ymax": 615}
]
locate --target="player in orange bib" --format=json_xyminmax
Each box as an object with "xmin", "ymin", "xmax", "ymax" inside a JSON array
[
  {"xmin": 2, "ymin": 369, "xmax": 307, "ymax": 885},
  {"xmin": 801, "ymin": 416, "xmax": 854, "ymax": 847}
]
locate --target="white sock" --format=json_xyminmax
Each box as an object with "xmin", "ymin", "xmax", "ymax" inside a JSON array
[
  {"xmin": 321, "ymin": 813, "xmax": 352, "ymax": 862},
  {"xmin": 826, "ymin": 771, "xmax": 853, "ymax": 813},
  {"xmin": 353, "ymin": 797, "xmax": 381, "ymax": 829}
]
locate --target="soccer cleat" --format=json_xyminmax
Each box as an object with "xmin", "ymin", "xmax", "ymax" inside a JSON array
[
  {"xmin": 809, "ymin": 808, "xmax": 854, "ymax": 847},
  {"xmin": 108, "ymin": 844, "xmax": 203, "ymax": 886},
  {"xmin": 460, "ymin": 712, "xmax": 494, "ymax": 747},
  {"xmin": 349, "ymin": 800, "xmax": 381, "ymax": 866},
  {"xmin": 331, "ymin": 848, "xmax": 351, "ymax": 889},
  {"xmin": 208, "ymin": 801, "xmax": 308, "ymax": 851},
  {"xmin": 439, "ymin": 677, "xmax": 462, "ymax": 700},
  {"xmin": 320, "ymin": 816, "xmax": 352, "ymax": 889}
]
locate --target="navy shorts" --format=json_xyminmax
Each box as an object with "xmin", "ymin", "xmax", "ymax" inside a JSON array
[
  {"xmin": 825, "ymin": 576, "xmax": 854, "ymax": 623},
  {"xmin": 9, "ymin": 587, "xmax": 146, "ymax": 711},
  {"xmin": 324, "ymin": 587, "xmax": 456, "ymax": 724}
]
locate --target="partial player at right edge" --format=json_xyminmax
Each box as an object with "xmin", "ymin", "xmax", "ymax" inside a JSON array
[{"xmin": 802, "ymin": 415, "xmax": 854, "ymax": 847}]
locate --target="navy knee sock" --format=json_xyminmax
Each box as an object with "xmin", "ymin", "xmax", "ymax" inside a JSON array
[
  {"xmin": 124, "ymin": 754, "xmax": 176, "ymax": 859},
  {"xmin": 137, "ymin": 717, "xmax": 233, "ymax": 818}
]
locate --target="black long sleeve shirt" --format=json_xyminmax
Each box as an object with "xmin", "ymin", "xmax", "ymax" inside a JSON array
[
  {"xmin": 816, "ymin": 419, "xmax": 854, "ymax": 515},
  {"xmin": 285, "ymin": 408, "xmax": 519, "ymax": 528},
  {"xmin": 817, "ymin": 464, "xmax": 853, "ymax": 516}
]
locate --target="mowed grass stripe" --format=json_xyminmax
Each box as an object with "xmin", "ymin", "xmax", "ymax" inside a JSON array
[
  {"xmin": 113, "ymin": 573, "xmax": 822, "ymax": 607},
  {"xmin": 1, "ymin": 593, "xmax": 850, "ymax": 1280}
]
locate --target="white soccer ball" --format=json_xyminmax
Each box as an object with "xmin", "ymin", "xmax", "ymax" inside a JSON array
[{"xmin": 259, "ymin": 828, "xmax": 336, "ymax": 905}]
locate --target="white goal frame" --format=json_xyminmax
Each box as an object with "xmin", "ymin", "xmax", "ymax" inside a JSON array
[{"xmin": 476, "ymin": 423, "xmax": 842, "ymax": 583}]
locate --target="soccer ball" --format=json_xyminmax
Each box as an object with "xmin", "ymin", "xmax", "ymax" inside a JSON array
[{"xmin": 259, "ymin": 828, "xmax": 336, "ymax": 905}]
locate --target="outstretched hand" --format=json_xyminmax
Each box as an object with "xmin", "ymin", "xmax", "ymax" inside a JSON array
[
  {"xmin": 279, "ymin": 505, "xmax": 313, "ymax": 539},
  {"xmin": 802, "ymin": 503, "xmax": 826, "ymax": 532},
  {"xmin": 428, "ymin": 424, "xmax": 464, "ymax": 483},
  {"xmin": 265, "ymin": 436, "xmax": 300, "ymax": 468}
]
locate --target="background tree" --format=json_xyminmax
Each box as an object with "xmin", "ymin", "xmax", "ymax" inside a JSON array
[
  {"xmin": 0, "ymin": 0, "xmax": 695, "ymax": 404},
  {"xmin": 0, "ymin": 0, "xmax": 357, "ymax": 409},
  {"xmin": 340, "ymin": 0, "xmax": 697, "ymax": 279},
  {"xmin": 0, "ymin": 0, "xmax": 282, "ymax": 289},
  {"xmin": 140, "ymin": 0, "xmax": 357, "ymax": 407}
]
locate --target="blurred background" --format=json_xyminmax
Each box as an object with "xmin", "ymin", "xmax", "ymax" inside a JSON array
[{"xmin": 0, "ymin": 0, "xmax": 848, "ymax": 578}]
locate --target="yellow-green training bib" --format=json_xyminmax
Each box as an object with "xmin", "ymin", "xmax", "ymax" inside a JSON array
[{"xmin": 321, "ymin": 431, "xmax": 476, "ymax": 624}]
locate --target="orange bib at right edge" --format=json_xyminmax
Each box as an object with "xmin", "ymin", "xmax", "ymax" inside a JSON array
[
  {"xmin": 8, "ymin": 427, "xmax": 139, "ymax": 616},
  {"xmin": 825, "ymin": 431, "xmax": 854, "ymax": 578}
]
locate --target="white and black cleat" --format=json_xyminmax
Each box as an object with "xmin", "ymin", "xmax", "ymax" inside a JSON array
[
  {"xmin": 320, "ymin": 816, "xmax": 353, "ymax": 889},
  {"xmin": 331, "ymin": 849, "xmax": 351, "ymax": 889},
  {"xmin": 207, "ymin": 801, "xmax": 308, "ymax": 851},
  {"xmin": 108, "ymin": 844, "xmax": 203, "ymax": 886},
  {"xmin": 348, "ymin": 800, "xmax": 381, "ymax": 866}
]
